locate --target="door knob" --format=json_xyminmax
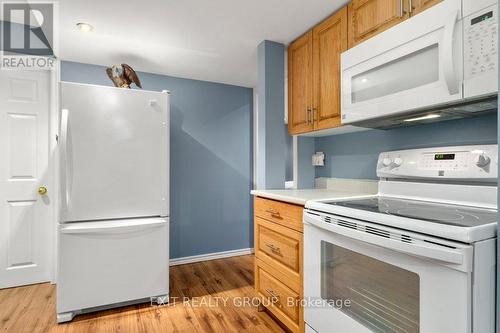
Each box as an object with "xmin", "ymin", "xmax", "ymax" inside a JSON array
[{"xmin": 38, "ymin": 186, "xmax": 48, "ymax": 195}]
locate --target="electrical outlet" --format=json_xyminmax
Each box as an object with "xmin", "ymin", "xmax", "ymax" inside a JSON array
[{"xmin": 312, "ymin": 152, "xmax": 325, "ymax": 166}]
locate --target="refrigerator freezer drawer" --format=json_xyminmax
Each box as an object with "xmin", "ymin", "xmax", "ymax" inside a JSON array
[{"xmin": 57, "ymin": 217, "xmax": 169, "ymax": 315}]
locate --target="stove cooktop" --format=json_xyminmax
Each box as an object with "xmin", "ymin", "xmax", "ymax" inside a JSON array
[{"xmin": 323, "ymin": 197, "xmax": 497, "ymax": 228}]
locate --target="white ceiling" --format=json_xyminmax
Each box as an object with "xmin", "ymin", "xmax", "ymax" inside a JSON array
[{"xmin": 59, "ymin": 0, "xmax": 349, "ymax": 87}]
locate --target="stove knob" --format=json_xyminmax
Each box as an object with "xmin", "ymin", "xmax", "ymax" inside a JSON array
[
  {"xmin": 475, "ymin": 153, "xmax": 491, "ymax": 167},
  {"xmin": 382, "ymin": 157, "xmax": 393, "ymax": 167},
  {"xmin": 393, "ymin": 157, "xmax": 404, "ymax": 167}
]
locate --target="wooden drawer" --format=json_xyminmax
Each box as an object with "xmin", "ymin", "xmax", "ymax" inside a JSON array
[
  {"xmin": 255, "ymin": 217, "xmax": 302, "ymax": 292},
  {"xmin": 255, "ymin": 258, "xmax": 302, "ymax": 333},
  {"xmin": 254, "ymin": 197, "xmax": 303, "ymax": 232}
]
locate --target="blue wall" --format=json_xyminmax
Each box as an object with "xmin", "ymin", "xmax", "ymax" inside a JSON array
[
  {"xmin": 256, "ymin": 41, "xmax": 286, "ymax": 189},
  {"xmin": 61, "ymin": 61, "xmax": 253, "ymax": 259},
  {"xmin": 315, "ymin": 115, "xmax": 498, "ymax": 179}
]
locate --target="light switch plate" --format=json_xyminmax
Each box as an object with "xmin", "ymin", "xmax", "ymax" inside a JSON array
[{"xmin": 312, "ymin": 152, "xmax": 325, "ymax": 167}]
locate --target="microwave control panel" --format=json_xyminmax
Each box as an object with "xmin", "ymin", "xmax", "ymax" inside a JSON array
[
  {"xmin": 464, "ymin": 5, "xmax": 498, "ymax": 80},
  {"xmin": 377, "ymin": 145, "xmax": 498, "ymax": 180}
]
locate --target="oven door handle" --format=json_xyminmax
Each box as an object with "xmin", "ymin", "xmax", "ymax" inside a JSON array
[{"xmin": 305, "ymin": 215, "xmax": 466, "ymax": 265}]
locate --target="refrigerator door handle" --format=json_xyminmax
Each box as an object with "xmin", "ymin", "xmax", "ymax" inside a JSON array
[
  {"xmin": 60, "ymin": 218, "xmax": 167, "ymax": 235},
  {"xmin": 60, "ymin": 109, "xmax": 71, "ymax": 216}
]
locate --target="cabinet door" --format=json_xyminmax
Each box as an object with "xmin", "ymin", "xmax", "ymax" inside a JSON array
[
  {"xmin": 410, "ymin": 0, "xmax": 442, "ymax": 16},
  {"xmin": 288, "ymin": 32, "xmax": 314, "ymax": 135},
  {"xmin": 312, "ymin": 7, "xmax": 348, "ymax": 131},
  {"xmin": 348, "ymin": 0, "xmax": 409, "ymax": 48}
]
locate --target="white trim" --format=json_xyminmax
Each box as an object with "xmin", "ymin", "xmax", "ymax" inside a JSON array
[
  {"xmin": 253, "ymin": 88, "xmax": 258, "ymax": 190},
  {"xmin": 292, "ymin": 135, "xmax": 298, "ymax": 189},
  {"xmin": 169, "ymin": 248, "xmax": 254, "ymax": 266},
  {"xmin": 299, "ymin": 125, "xmax": 369, "ymax": 137},
  {"xmin": 50, "ymin": 60, "xmax": 61, "ymax": 284},
  {"xmin": 284, "ymin": 50, "xmax": 288, "ymax": 125}
]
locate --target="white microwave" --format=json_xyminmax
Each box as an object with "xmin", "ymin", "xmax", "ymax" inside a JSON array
[{"xmin": 341, "ymin": 0, "xmax": 498, "ymax": 127}]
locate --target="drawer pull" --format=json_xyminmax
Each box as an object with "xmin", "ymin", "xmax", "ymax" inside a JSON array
[
  {"xmin": 265, "ymin": 243, "xmax": 281, "ymax": 255},
  {"xmin": 265, "ymin": 288, "xmax": 281, "ymax": 305},
  {"xmin": 265, "ymin": 208, "xmax": 281, "ymax": 217}
]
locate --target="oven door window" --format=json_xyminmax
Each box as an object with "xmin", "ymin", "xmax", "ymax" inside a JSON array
[{"xmin": 321, "ymin": 241, "xmax": 420, "ymax": 333}]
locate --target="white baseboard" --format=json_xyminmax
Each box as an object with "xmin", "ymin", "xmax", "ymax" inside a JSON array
[{"xmin": 170, "ymin": 248, "xmax": 254, "ymax": 266}]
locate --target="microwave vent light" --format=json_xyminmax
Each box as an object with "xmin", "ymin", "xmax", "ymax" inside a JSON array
[{"xmin": 403, "ymin": 114, "xmax": 441, "ymax": 122}]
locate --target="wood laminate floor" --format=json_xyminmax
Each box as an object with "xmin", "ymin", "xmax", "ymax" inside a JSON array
[{"xmin": 0, "ymin": 255, "xmax": 285, "ymax": 333}]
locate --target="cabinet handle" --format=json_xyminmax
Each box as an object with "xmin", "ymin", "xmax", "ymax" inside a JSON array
[
  {"xmin": 265, "ymin": 243, "xmax": 281, "ymax": 254},
  {"xmin": 399, "ymin": 0, "xmax": 404, "ymax": 16},
  {"xmin": 265, "ymin": 208, "xmax": 281, "ymax": 217},
  {"xmin": 265, "ymin": 288, "xmax": 281, "ymax": 305},
  {"xmin": 408, "ymin": 0, "xmax": 413, "ymax": 13},
  {"xmin": 312, "ymin": 107, "xmax": 317, "ymax": 123},
  {"xmin": 306, "ymin": 107, "xmax": 312, "ymax": 124}
]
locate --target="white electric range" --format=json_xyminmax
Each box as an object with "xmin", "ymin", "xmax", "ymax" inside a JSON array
[{"xmin": 303, "ymin": 144, "xmax": 497, "ymax": 333}]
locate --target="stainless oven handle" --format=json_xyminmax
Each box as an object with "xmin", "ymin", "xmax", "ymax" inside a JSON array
[{"xmin": 304, "ymin": 214, "xmax": 465, "ymax": 265}]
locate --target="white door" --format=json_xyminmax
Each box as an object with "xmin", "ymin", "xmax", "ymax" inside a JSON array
[
  {"xmin": 0, "ymin": 70, "xmax": 52, "ymax": 288},
  {"xmin": 60, "ymin": 82, "xmax": 169, "ymax": 222}
]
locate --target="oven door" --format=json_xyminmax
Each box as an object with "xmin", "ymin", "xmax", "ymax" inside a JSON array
[
  {"xmin": 341, "ymin": 0, "xmax": 463, "ymax": 124},
  {"xmin": 303, "ymin": 211, "xmax": 473, "ymax": 333}
]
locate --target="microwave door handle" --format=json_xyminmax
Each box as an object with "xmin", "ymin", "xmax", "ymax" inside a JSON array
[
  {"xmin": 442, "ymin": 10, "xmax": 460, "ymax": 95},
  {"xmin": 305, "ymin": 216, "xmax": 465, "ymax": 265}
]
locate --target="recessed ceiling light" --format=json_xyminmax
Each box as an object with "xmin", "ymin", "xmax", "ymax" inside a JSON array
[
  {"xmin": 403, "ymin": 114, "xmax": 441, "ymax": 122},
  {"xmin": 76, "ymin": 23, "xmax": 94, "ymax": 32}
]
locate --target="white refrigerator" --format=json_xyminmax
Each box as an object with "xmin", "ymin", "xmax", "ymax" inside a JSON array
[{"xmin": 56, "ymin": 82, "xmax": 170, "ymax": 323}]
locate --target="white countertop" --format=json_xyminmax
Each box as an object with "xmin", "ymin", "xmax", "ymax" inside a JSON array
[{"xmin": 251, "ymin": 179, "xmax": 379, "ymax": 206}]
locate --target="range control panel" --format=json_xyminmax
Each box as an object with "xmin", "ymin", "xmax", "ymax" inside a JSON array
[
  {"xmin": 377, "ymin": 145, "xmax": 498, "ymax": 181},
  {"xmin": 420, "ymin": 151, "xmax": 470, "ymax": 171},
  {"xmin": 464, "ymin": 5, "xmax": 498, "ymax": 80}
]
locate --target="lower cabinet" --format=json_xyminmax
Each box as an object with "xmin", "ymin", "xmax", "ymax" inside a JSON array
[
  {"xmin": 255, "ymin": 259, "xmax": 302, "ymax": 332},
  {"xmin": 254, "ymin": 197, "xmax": 304, "ymax": 333}
]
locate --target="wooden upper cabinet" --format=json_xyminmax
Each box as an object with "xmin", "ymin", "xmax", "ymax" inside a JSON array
[
  {"xmin": 348, "ymin": 0, "xmax": 409, "ymax": 48},
  {"xmin": 286, "ymin": 0, "xmax": 443, "ymax": 135},
  {"xmin": 288, "ymin": 9, "xmax": 348, "ymax": 135},
  {"xmin": 288, "ymin": 31, "xmax": 314, "ymax": 135},
  {"xmin": 410, "ymin": 0, "xmax": 442, "ymax": 15},
  {"xmin": 312, "ymin": 7, "xmax": 347, "ymax": 131}
]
